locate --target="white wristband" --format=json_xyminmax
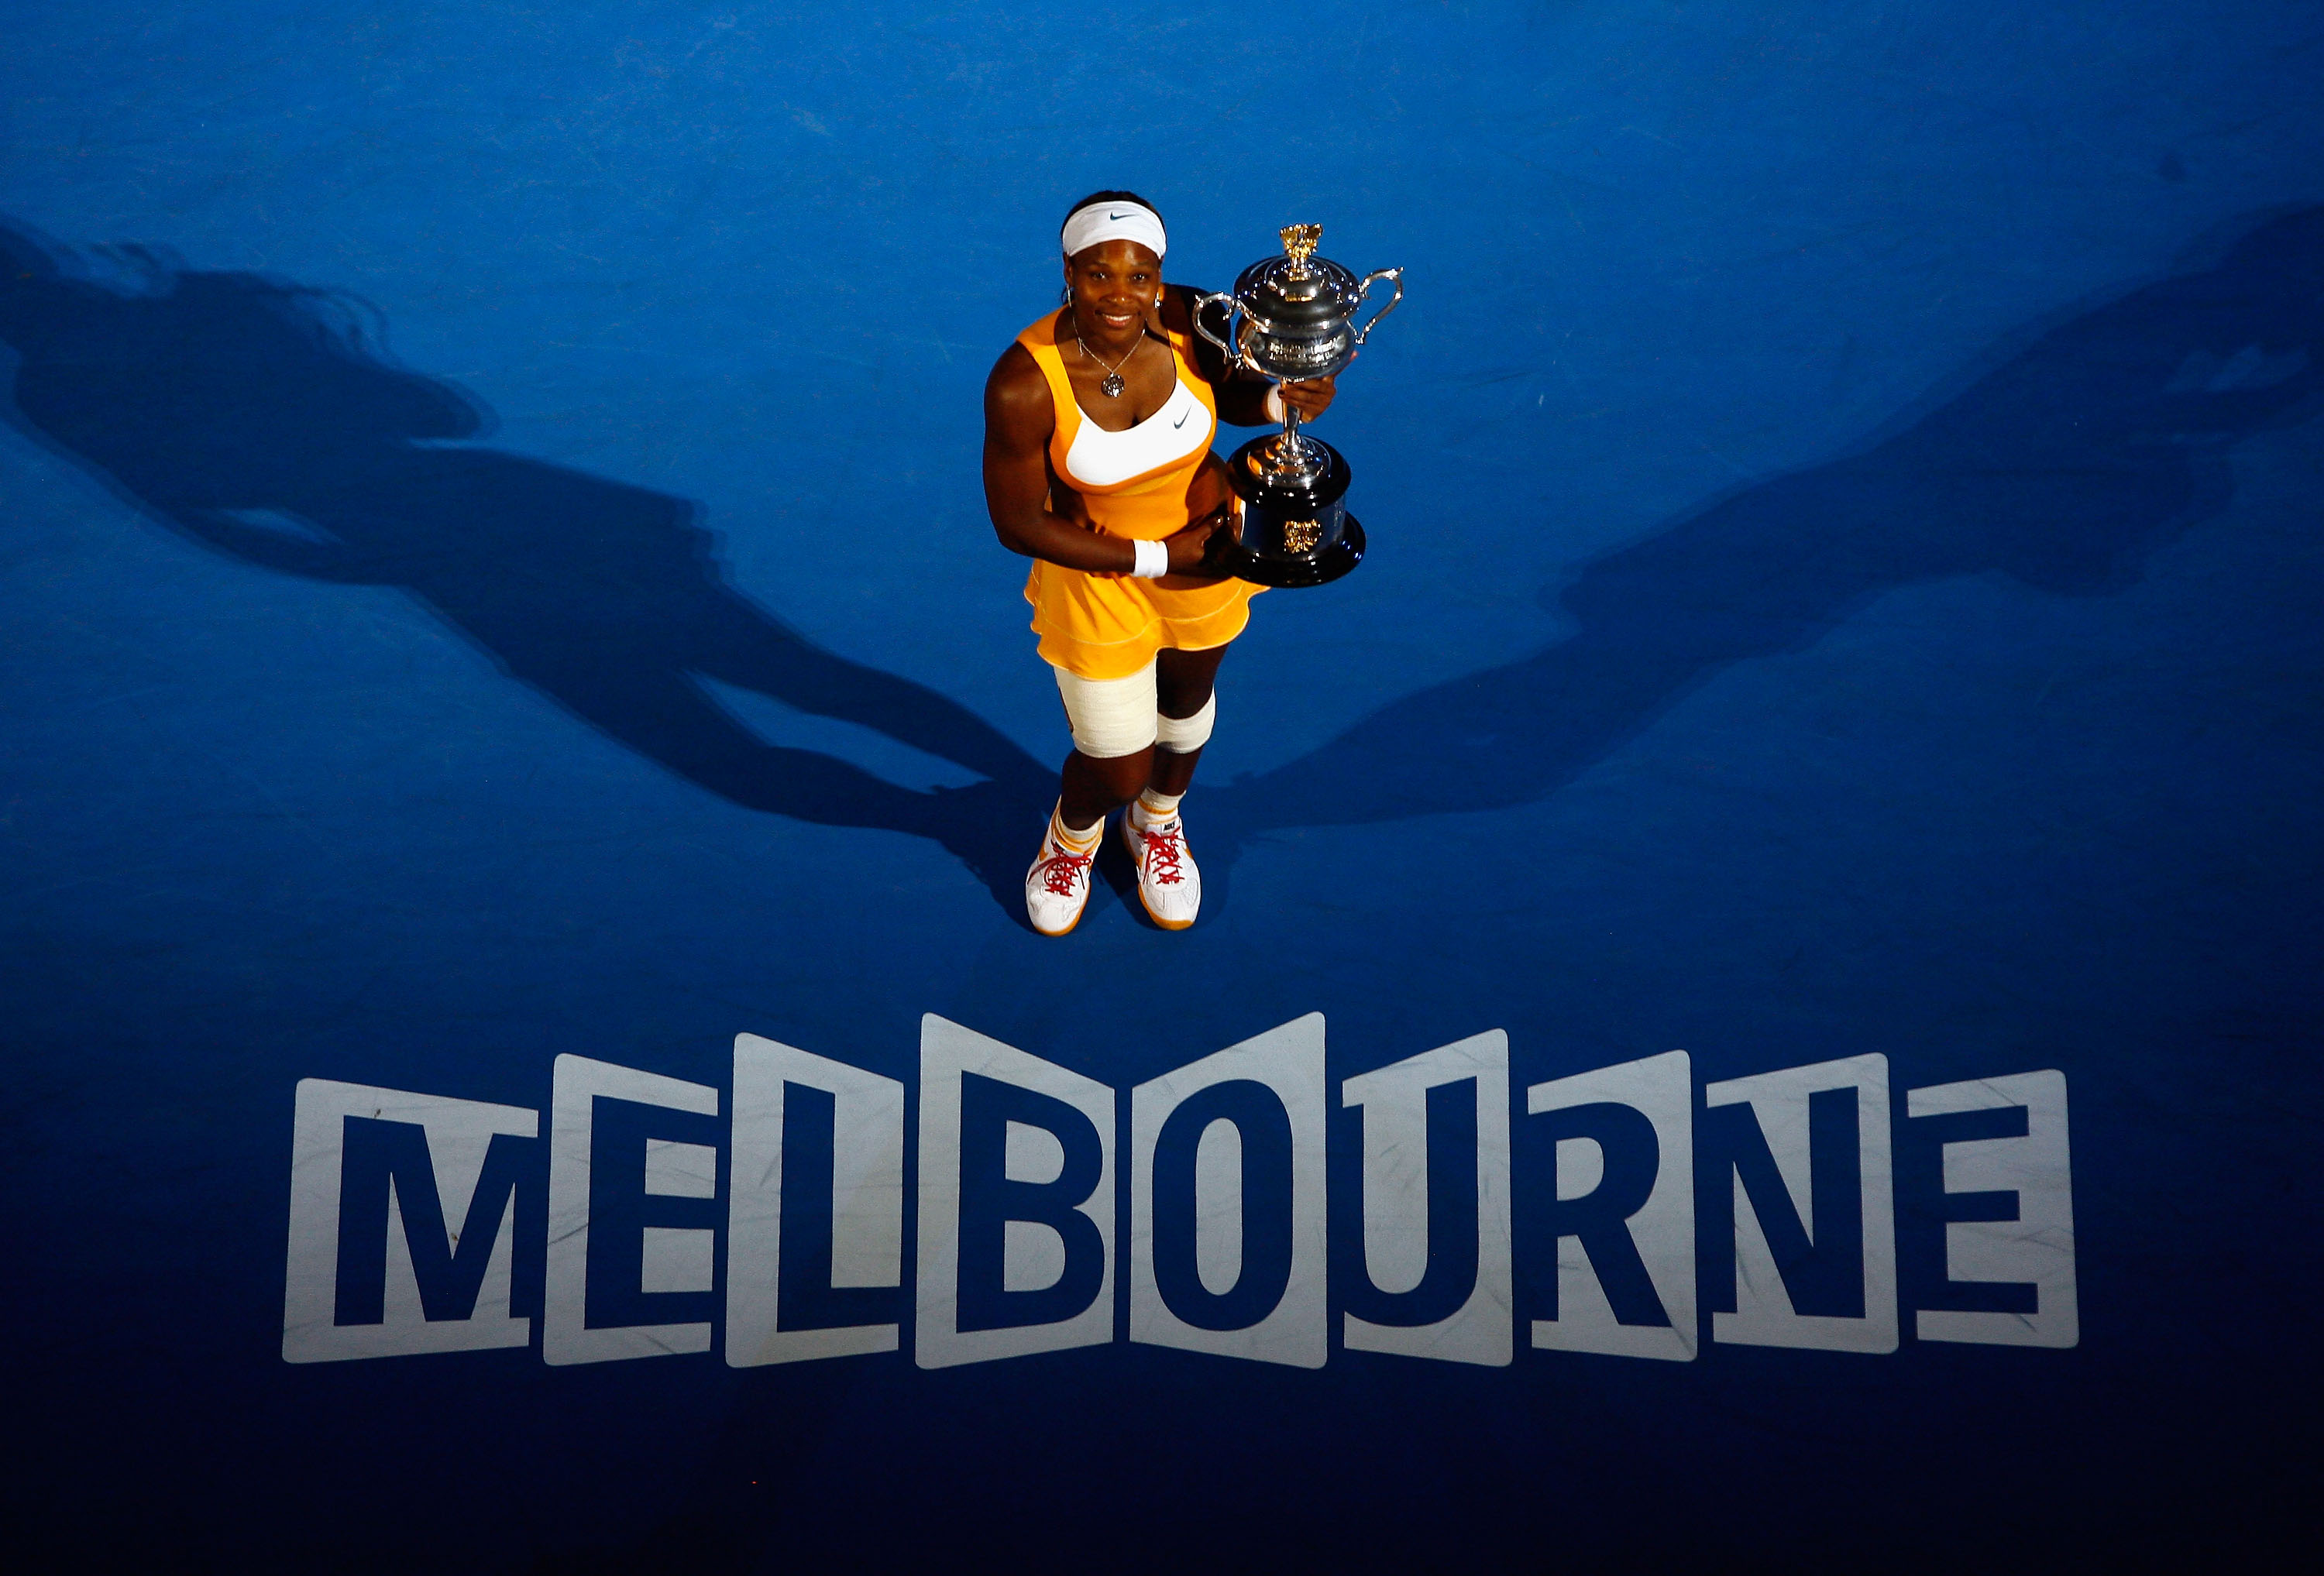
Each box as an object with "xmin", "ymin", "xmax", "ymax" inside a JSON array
[
  {"xmin": 1130, "ymin": 538, "xmax": 1169, "ymax": 579},
  {"xmin": 1264, "ymin": 386, "xmax": 1286, "ymax": 423}
]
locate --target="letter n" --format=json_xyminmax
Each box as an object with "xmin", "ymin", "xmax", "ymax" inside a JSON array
[
  {"xmin": 916, "ymin": 1016, "xmax": 1115, "ymax": 1368},
  {"xmin": 282, "ymin": 1080, "xmax": 538, "ymax": 1363},
  {"xmin": 1705, "ymin": 1053, "xmax": 1896, "ymax": 1353},
  {"xmin": 726, "ymin": 1034, "xmax": 905, "ymax": 1365}
]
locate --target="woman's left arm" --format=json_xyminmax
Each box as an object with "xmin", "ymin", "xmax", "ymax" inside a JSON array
[{"xmin": 1162, "ymin": 284, "xmax": 1336, "ymax": 428}]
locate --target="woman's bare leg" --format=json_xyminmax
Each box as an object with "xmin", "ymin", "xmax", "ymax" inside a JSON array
[{"xmin": 1059, "ymin": 746, "xmax": 1153, "ymax": 830}]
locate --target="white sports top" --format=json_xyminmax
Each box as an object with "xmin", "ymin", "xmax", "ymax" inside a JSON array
[{"xmin": 1061, "ymin": 373, "xmax": 1213, "ymax": 489}]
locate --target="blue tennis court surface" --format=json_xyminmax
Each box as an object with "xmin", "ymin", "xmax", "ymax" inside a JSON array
[{"xmin": 4, "ymin": 2, "xmax": 2319, "ymax": 1568}]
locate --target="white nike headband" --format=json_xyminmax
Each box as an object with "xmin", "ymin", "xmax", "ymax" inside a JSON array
[{"xmin": 1061, "ymin": 200, "xmax": 1167, "ymax": 261}]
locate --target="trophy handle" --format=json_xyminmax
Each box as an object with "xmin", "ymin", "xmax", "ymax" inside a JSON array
[
  {"xmin": 1352, "ymin": 266, "xmax": 1405, "ymax": 345},
  {"xmin": 1191, "ymin": 290, "xmax": 1243, "ymax": 366}
]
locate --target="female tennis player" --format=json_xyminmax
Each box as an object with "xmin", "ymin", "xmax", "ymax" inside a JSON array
[{"xmin": 983, "ymin": 191, "xmax": 1335, "ymax": 935}]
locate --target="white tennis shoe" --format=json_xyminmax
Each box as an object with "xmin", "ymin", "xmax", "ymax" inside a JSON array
[
  {"xmin": 1122, "ymin": 809, "xmax": 1201, "ymax": 930},
  {"xmin": 1026, "ymin": 821, "xmax": 1098, "ymax": 936}
]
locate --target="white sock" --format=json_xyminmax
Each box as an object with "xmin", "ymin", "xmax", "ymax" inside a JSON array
[
  {"xmin": 1051, "ymin": 802, "xmax": 1103, "ymax": 854},
  {"xmin": 1132, "ymin": 788, "xmax": 1183, "ymax": 828}
]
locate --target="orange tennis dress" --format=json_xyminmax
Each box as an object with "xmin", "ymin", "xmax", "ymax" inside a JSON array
[{"xmin": 1018, "ymin": 311, "xmax": 1263, "ymax": 681}]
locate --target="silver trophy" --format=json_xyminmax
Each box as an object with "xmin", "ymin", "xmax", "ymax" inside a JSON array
[{"xmin": 1194, "ymin": 225, "xmax": 1403, "ymax": 586}]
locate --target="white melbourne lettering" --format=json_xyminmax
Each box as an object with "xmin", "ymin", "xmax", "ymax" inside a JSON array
[{"xmin": 283, "ymin": 1018, "xmax": 2080, "ymax": 1372}]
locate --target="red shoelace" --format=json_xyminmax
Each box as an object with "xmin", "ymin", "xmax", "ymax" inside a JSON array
[
  {"xmin": 1040, "ymin": 849, "xmax": 1092, "ymax": 895},
  {"xmin": 1133, "ymin": 825, "xmax": 1186, "ymax": 884}
]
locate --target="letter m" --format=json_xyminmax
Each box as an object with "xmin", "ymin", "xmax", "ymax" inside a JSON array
[{"xmin": 283, "ymin": 1080, "xmax": 538, "ymax": 1363}]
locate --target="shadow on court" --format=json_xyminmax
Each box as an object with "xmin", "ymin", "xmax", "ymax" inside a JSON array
[
  {"xmin": 5, "ymin": 208, "xmax": 2316, "ymax": 926},
  {"xmin": 0, "ymin": 215, "xmax": 1052, "ymax": 916},
  {"xmin": 1199, "ymin": 204, "xmax": 2323, "ymax": 889}
]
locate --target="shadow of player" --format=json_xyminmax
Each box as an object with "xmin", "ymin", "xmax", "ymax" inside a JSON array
[
  {"xmin": 1198, "ymin": 205, "xmax": 2323, "ymax": 887},
  {"xmin": 0, "ymin": 216, "xmax": 1050, "ymax": 915},
  {"xmin": 6, "ymin": 208, "xmax": 2316, "ymax": 928}
]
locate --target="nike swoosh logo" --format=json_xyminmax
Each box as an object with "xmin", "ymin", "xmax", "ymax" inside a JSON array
[
  {"xmin": 1109, "ymin": 211, "xmax": 1130, "ymax": 219},
  {"xmin": 1174, "ymin": 410, "xmax": 1191, "ymax": 428}
]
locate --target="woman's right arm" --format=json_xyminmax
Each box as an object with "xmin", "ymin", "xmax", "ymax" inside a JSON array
[{"xmin": 983, "ymin": 344, "xmax": 1224, "ymax": 575}]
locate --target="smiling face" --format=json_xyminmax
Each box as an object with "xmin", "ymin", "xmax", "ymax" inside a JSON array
[{"xmin": 1064, "ymin": 239, "xmax": 1161, "ymax": 353}]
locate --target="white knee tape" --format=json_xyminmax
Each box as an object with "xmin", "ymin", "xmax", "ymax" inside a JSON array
[
  {"xmin": 1053, "ymin": 661, "xmax": 1160, "ymax": 759},
  {"xmin": 1155, "ymin": 691, "xmax": 1216, "ymax": 753}
]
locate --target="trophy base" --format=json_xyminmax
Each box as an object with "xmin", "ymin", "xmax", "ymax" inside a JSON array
[
  {"xmin": 1219, "ymin": 432, "xmax": 1365, "ymax": 589},
  {"xmin": 1216, "ymin": 515, "xmax": 1365, "ymax": 587}
]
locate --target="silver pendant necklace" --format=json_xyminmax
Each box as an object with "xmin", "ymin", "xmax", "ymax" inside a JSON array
[{"xmin": 1076, "ymin": 329, "xmax": 1141, "ymax": 398}]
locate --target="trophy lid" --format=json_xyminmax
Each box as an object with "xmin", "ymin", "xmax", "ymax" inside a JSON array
[{"xmin": 1230, "ymin": 224, "xmax": 1367, "ymax": 335}]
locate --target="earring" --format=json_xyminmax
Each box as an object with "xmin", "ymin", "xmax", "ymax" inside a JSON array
[{"xmin": 1061, "ymin": 284, "xmax": 1074, "ymax": 307}]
